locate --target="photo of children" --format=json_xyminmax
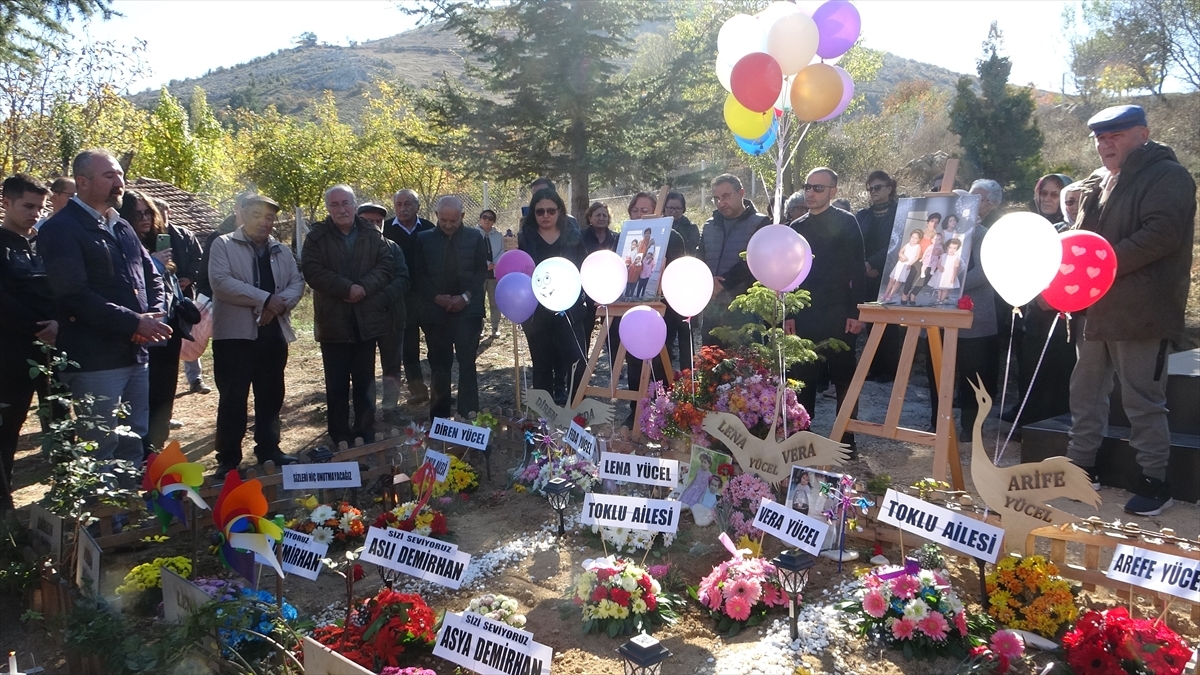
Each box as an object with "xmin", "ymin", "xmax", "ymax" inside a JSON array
[
  {"xmin": 784, "ymin": 465, "xmax": 845, "ymax": 550},
  {"xmin": 615, "ymin": 217, "xmax": 672, "ymax": 301},
  {"xmin": 672, "ymin": 445, "xmax": 732, "ymax": 527},
  {"xmin": 877, "ymin": 194, "xmax": 980, "ymax": 307}
]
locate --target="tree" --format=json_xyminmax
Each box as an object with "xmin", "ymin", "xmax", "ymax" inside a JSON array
[
  {"xmin": 1067, "ymin": 0, "xmax": 1200, "ymax": 99},
  {"xmin": 408, "ymin": 0, "xmax": 723, "ymax": 216},
  {"xmin": 1, "ymin": 0, "xmax": 115, "ymax": 69},
  {"xmin": 292, "ymin": 31, "xmax": 317, "ymax": 48},
  {"xmin": 949, "ymin": 23, "xmax": 1044, "ymax": 194}
]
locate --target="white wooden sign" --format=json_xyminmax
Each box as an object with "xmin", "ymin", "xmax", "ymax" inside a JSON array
[
  {"xmin": 423, "ymin": 449, "xmax": 451, "ymax": 483},
  {"xmin": 28, "ymin": 504, "xmax": 63, "ymax": 561},
  {"xmin": 161, "ymin": 567, "xmax": 212, "ymax": 623},
  {"xmin": 282, "ymin": 462, "xmax": 361, "ymax": 490},
  {"xmin": 876, "ymin": 489, "xmax": 1005, "ymax": 563},
  {"xmin": 1106, "ymin": 544, "xmax": 1200, "ymax": 603},
  {"xmin": 301, "ymin": 636, "xmax": 374, "ymax": 675},
  {"xmin": 429, "ymin": 417, "xmax": 491, "ymax": 451},
  {"xmin": 580, "ymin": 493, "xmax": 680, "ymax": 534},
  {"xmin": 434, "ymin": 610, "xmax": 552, "ymax": 675},
  {"xmin": 359, "ymin": 526, "xmax": 471, "ymax": 589},
  {"xmin": 751, "ymin": 497, "xmax": 830, "ymax": 556},
  {"xmin": 74, "ymin": 527, "xmax": 102, "ymax": 595},
  {"xmin": 598, "ymin": 452, "xmax": 679, "ymax": 489},
  {"xmin": 564, "ymin": 421, "xmax": 597, "ymax": 462}
]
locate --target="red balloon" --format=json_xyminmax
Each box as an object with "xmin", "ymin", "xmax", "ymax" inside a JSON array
[
  {"xmin": 730, "ymin": 52, "xmax": 784, "ymax": 113},
  {"xmin": 1041, "ymin": 230, "xmax": 1117, "ymax": 313}
]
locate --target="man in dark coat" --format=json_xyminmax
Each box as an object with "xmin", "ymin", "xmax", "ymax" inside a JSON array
[
  {"xmin": 1066, "ymin": 105, "xmax": 1197, "ymax": 516},
  {"xmin": 358, "ymin": 202, "xmax": 412, "ymax": 418},
  {"xmin": 383, "ymin": 189, "xmax": 435, "ymax": 406},
  {"xmin": 301, "ymin": 185, "xmax": 393, "ymax": 446},
  {"xmin": 855, "ymin": 170, "xmax": 901, "ymax": 381},
  {"xmin": 698, "ymin": 174, "xmax": 769, "ymax": 346},
  {"xmin": 663, "ymin": 191, "xmax": 699, "ymax": 370}
]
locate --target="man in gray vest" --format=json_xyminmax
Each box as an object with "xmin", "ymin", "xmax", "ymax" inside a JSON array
[{"xmin": 697, "ymin": 173, "xmax": 769, "ymax": 346}]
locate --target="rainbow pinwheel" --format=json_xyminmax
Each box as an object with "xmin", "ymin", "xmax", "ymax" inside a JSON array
[
  {"xmin": 141, "ymin": 441, "xmax": 209, "ymax": 532},
  {"xmin": 212, "ymin": 471, "xmax": 284, "ymax": 583}
]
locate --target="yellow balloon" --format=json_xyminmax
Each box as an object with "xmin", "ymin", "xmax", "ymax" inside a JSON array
[
  {"xmin": 724, "ymin": 94, "xmax": 773, "ymax": 138},
  {"xmin": 790, "ymin": 63, "xmax": 844, "ymax": 122}
]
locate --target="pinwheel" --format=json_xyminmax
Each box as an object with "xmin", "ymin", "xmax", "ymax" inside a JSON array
[
  {"xmin": 212, "ymin": 471, "xmax": 284, "ymax": 583},
  {"xmin": 141, "ymin": 441, "xmax": 209, "ymax": 532}
]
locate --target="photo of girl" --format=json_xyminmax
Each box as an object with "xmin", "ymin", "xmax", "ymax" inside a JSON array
[
  {"xmin": 678, "ymin": 446, "xmax": 731, "ymax": 509},
  {"xmin": 614, "ymin": 217, "xmax": 672, "ymax": 301},
  {"xmin": 881, "ymin": 229, "xmax": 923, "ymax": 304},
  {"xmin": 876, "ymin": 194, "xmax": 980, "ymax": 307},
  {"xmin": 920, "ymin": 231, "xmax": 944, "ymax": 291},
  {"xmin": 634, "ymin": 234, "xmax": 656, "ymax": 298},
  {"xmin": 783, "ymin": 465, "xmax": 844, "ymax": 551},
  {"xmin": 789, "ymin": 470, "xmax": 813, "ymax": 514},
  {"xmin": 933, "ymin": 238, "xmax": 963, "ymax": 304}
]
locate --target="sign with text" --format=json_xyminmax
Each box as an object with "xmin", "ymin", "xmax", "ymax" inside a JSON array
[
  {"xmin": 1106, "ymin": 544, "xmax": 1200, "ymax": 603},
  {"xmin": 28, "ymin": 503, "xmax": 63, "ymax": 561},
  {"xmin": 302, "ymin": 636, "xmax": 375, "ymax": 675},
  {"xmin": 359, "ymin": 526, "xmax": 471, "ymax": 589},
  {"xmin": 598, "ymin": 452, "xmax": 679, "ymax": 489},
  {"xmin": 423, "ymin": 449, "xmax": 451, "ymax": 483},
  {"xmin": 256, "ymin": 529, "xmax": 328, "ymax": 581},
  {"xmin": 564, "ymin": 422, "xmax": 597, "ymax": 462},
  {"xmin": 580, "ymin": 493, "xmax": 680, "ymax": 534},
  {"xmin": 282, "ymin": 462, "xmax": 361, "ymax": 490},
  {"xmin": 75, "ymin": 527, "xmax": 102, "ymax": 595},
  {"xmin": 751, "ymin": 497, "xmax": 830, "ymax": 556},
  {"xmin": 429, "ymin": 417, "xmax": 491, "ymax": 451},
  {"xmin": 161, "ymin": 567, "xmax": 212, "ymax": 623},
  {"xmin": 877, "ymin": 489, "xmax": 1005, "ymax": 563},
  {"xmin": 434, "ymin": 610, "xmax": 552, "ymax": 675}
]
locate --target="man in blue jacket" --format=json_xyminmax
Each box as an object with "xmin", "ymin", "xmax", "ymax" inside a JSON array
[{"xmin": 38, "ymin": 149, "xmax": 171, "ymax": 463}]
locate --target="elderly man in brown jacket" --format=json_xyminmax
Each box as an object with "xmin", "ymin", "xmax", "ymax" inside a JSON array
[{"xmin": 301, "ymin": 185, "xmax": 393, "ymax": 447}]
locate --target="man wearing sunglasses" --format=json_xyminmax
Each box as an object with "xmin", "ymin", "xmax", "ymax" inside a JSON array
[
  {"xmin": 855, "ymin": 171, "xmax": 901, "ymax": 382},
  {"xmin": 698, "ymin": 173, "xmax": 769, "ymax": 346}
]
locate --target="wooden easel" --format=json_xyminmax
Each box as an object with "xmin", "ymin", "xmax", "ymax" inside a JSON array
[{"xmin": 572, "ymin": 302, "xmax": 674, "ymax": 440}]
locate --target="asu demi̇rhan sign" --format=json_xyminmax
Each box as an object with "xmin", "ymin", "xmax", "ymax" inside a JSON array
[{"xmin": 359, "ymin": 526, "xmax": 472, "ymax": 589}]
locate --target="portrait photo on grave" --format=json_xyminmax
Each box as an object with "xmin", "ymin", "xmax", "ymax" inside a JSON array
[
  {"xmin": 615, "ymin": 217, "xmax": 672, "ymax": 301},
  {"xmin": 785, "ymin": 466, "xmax": 844, "ymax": 549},
  {"xmin": 877, "ymin": 194, "xmax": 980, "ymax": 308},
  {"xmin": 673, "ymin": 445, "xmax": 732, "ymax": 511}
]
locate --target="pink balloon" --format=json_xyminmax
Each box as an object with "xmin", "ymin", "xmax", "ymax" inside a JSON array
[
  {"xmin": 494, "ymin": 249, "xmax": 534, "ymax": 280},
  {"xmin": 747, "ymin": 224, "xmax": 809, "ymax": 291},
  {"xmin": 618, "ymin": 305, "xmax": 667, "ymax": 360},
  {"xmin": 780, "ymin": 234, "xmax": 814, "ymax": 291},
  {"xmin": 816, "ymin": 66, "xmax": 855, "ymax": 121},
  {"xmin": 813, "ymin": 0, "xmax": 862, "ymax": 59}
]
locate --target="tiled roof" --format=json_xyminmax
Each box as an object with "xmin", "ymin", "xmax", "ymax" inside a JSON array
[{"xmin": 128, "ymin": 177, "xmax": 223, "ymax": 237}]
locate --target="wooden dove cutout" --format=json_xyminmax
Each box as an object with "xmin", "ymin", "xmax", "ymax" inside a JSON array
[
  {"xmin": 966, "ymin": 375, "xmax": 1101, "ymax": 556},
  {"xmin": 524, "ymin": 388, "xmax": 615, "ymax": 428},
  {"xmin": 702, "ymin": 411, "xmax": 850, "ymax": 484}
]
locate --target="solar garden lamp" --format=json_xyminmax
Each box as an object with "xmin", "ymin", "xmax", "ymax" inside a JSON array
[
  {"xmin": 544, "ymin": 477, "xmax": 574, "ymax": 536},
  {"xmin": 616, "ymin": 633, "xmax": 671, "ymax": 675},
  {"xmin": 772, "ymin": 549, "xmax": 817, "ymax": 641}
]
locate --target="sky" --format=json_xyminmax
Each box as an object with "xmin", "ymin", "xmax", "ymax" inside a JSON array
[{"xmin": 75, "ymin": 0, "xmax": 1084, "ymax": 96}]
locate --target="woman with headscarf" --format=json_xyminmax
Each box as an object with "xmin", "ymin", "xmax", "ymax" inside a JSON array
[{"xmin": 1031, "ymin": 173, "xmax": 1073, "ymax": 223}]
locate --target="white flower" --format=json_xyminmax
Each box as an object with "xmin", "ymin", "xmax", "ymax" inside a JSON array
[
  {"xmin": 311, "ymin": 526, "xmax": 335, "ymax": 546},
  {"xmin": 511, "ymin": 614, "xmax": 526, "ymax": 628},
  {"xmin": 309, "ymin": 505, "xmax": 336, "ymax": 524},
  {"xmin": 620, "ymin": 575, "xmax": 639, "ymax": 592},
  {"xmin": 338, "ymin": 513, "xmax": 357, "ymax": 532},
  {"xmin": 903, "ymin": 598, "xmax": 929, "ymax": 621}
]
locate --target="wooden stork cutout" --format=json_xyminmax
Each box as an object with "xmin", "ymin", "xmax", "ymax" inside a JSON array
[{"xmin": 524, "ymin": 387, "xmax": 615, "ymax": 428}]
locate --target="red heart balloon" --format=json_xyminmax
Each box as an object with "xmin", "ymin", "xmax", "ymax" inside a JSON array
[
  {"xmin": 1041, "ymin": 230, "xmax": 1117, "ymax": 313},
  {"xmin": 730, "ymin": 52, "xmax": 784, "ymax": 113}
]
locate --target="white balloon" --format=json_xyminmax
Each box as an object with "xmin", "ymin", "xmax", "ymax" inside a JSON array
[
  {"xmin": 580, "ymin": 250, "xmax": 627, "ymax": 306},
  {"xmin": 980, "ymin": 212, "xmax": 1063, "ymax": 307},
  {"xmin": 660, "ymin": 257, "xmax": 715, "ymax": 318},
  {"xmin": 767, "ymin": 12, "xmax": 820, "ymax": 76},
  {"xmin": 717, "ymin": 14, "xmax": 768, "ymax": 64},
  {"xmin": 531, "ymin": 256, "xmax": 583, "ymax": 313},
  {"xmin": 716, "ymin": 55, "xmax": 735, "ymax": 93},
  {"xmin": 773, "ymin": 75, "xmax": 792, "ymax": 110}
]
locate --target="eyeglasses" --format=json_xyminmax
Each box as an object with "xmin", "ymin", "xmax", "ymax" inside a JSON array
[
  {"xmin": 479, "ymin": 214, "xmax": 496, "ymax": 221},
  {"xmin": 711, "ymin": 192, "xmax": 737, "ymax": 204},
  {"xmin": 134, "ymin": 209, "xmax": 154, "ymax": 220},
  {"xmin": 802, "ymin": 184, "xmax": 832, "ymax": 193},
  {"xmin": 867, "ymin": 184, "xmax": 889, "ymax": 193},
  {"xmin": 535, "ymin": 207, "xmax": 558, "ymax": 217}
]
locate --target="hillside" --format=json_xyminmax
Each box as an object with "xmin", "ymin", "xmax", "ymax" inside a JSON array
[{"xmin": 129, "ymin": 22, "xmax": 970, "ymax": 122}]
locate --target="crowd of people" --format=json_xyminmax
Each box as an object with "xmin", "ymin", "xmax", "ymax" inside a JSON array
[{"xmin": 0, "ymin": 104, "xmax": 1193, "ymax": 518}]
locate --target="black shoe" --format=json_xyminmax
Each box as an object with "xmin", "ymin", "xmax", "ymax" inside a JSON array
[
  {"xmin": 257, "ymin": 452, "xmax": 298, "ymax": 467},
  {"xmin": 1125, "ymin": 475, "xmax": 1173, "ymax": 516},
  {"xmin": 212, "ymin": 463, "xmax": 240, "ymax": 481}
]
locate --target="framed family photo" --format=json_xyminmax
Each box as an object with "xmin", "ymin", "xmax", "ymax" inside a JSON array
[
  {"xmin": 877, "ymin": 193, "xmax": 982, "ymax": 308},
  {"xmin": 614, "ymin": 216, "xmax": 672, "ymax": 301},
  {"xmin": 784, "ymin": 465, "xmax": 845, "ymax": 551}
]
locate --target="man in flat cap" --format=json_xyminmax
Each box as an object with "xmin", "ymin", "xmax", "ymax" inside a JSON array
[
  {"xmin": 357, "ymin": 202, "xmax": 410, "ymax": 418},
  {"xmin": 1067, "ymin": 104, "xmax": 1196, "ymax": 516}
]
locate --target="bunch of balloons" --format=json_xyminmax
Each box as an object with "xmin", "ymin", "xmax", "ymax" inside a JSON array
[{"xmin": 719, "ymin": 0, "xmax": 861, "ymax": 155}]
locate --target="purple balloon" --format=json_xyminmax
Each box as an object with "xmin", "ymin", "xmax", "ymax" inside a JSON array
[
  {"xmin": 618, "ymin": 305, "xmax": 667, "ymax": 360},
  {"xmin": 495, "ymin": 249, "xmax": 535, "ymax": 280},
  {"xmin": 496, "ymin": 272, "xmax": 538, "ymax": 323},
  {"xmin": 816, "ymin": 67, "xmax": 855, "ymax": 122},
  {"xmin": 780, "ymin": 233, "xmax": 814, "ymax": 291},
  {"xmin": 813, "ymin": 1, "xmax": 861, "ymax": 59}
]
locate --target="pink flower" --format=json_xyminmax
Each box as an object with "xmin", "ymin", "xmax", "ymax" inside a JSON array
[
  {"xmin": 724, "ymin": 594, "xmax": 752, "ymax": 621},
  {"xmin": 891, "ymin": 617, "xmax": 917, "ymax": 640},
  {"xmin": 990, "ymin": 630, "xmax": 1025, "ymax": 661},
  {"xmin": 863, "ymin": 590, "xmax": 889, "ymax": 619},
  {"xmin": 723, "ymin": 578, "xmax": 762, "ymax": 605},
  {"xmin": 954, "ymin": 611, "xmax": 968, "ymax": 636},
  {"xmin": 917, "ymin": 612, "xmax": 950, "ymax": 641},
  {"xmin": 761, "ymin": 583, "xmax": 787, "ymax": 607},
  {"xmin": 890, "ymin": 574, "xmax": 921, "ymax": 600}
]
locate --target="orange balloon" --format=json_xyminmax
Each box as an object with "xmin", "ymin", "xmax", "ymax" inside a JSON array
[{"xmin": 790, "ymin": 63, "xmax": 844, "ymax": 122}]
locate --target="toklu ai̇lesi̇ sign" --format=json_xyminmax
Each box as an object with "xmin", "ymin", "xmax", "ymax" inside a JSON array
[{"xmin": 876, "ymin": 489, "xmax": 1005, "ymax": 564}]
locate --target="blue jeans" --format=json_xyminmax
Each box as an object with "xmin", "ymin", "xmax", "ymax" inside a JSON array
[{"xmin": 60, "ymin": 364, "xmax": 149, "ymax": 463}]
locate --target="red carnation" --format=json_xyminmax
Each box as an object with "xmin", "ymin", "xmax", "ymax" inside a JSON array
[
  {"xmin": 609, "ymin": 588, "xmax": 631, "ymax": 607},
  {"xmin": 573, "ymin": 415, "xmax": 587, "ymax": 427},
  {"xmin": 351, "ymin": 564, "xmax": 366, "ymax": 582},
  {"xmin": 431, "ymin": 512, "xmax": 448, "ymax": 535},
  {"xmin": 590, "ymin": 586, "xmax": 608, "ymax": 603},
  {"xmin": 644, "ymin": 593, "xmax": 657, "ymax": 611},
  {"xmin": 957, "ymin": 295, "xmax": 974, "ymax": 310},
  {"xmin": 597, "ymin": 568, "xmax": 615, "ymax": 581},
  {"xmin": 638, "ymin": 575, "xmax": 653, "ymax": 593}
]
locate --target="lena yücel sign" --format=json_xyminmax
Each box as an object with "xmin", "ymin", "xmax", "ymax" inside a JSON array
[
  {"xmin": 359, "ymin": 526, "xmax": 472, "ymax": 589},
  {"xmin": 434, "ymin": 610, "xmax": 552, "ymax": 675},
  {"xmin": 564, "ymin": 421, "xmax": 597, "ymax": 461},
  {"xmin": 1106, "ymin": 544, "xmax": 1200, "ymax": 603},
  {"xmin": 161, "ymin": 567, "xmax": 213, "ymax": 623},
  {"xmin": 282, "ymin": 462, "xmax": 361, "ymax": 490},
  {"xmin": 580, "ymin": 493, "xmax": 680, "ymax": 534},
  {"xmin": 751, "ymin": 497, "xmax": 830, "ymax": 556},
  {"xmin": 598, "ymin": 452, "xmax": 679, "ymax": 489},
  {"xmin": 429, "ymin": 417, "xmax": 491, "ymax": 451},
  {"xmin": 877, "ymin": 489, "xmax": 1005, "ymax": 563}
]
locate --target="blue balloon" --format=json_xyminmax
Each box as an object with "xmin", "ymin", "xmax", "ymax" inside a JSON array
[
  {"xmin": 734, "ymin": 119, "xmax": 778, "ymax": 156},
  {"xmin": 496, "ymin": 272, "xmax": 538, "ymax": 323}
]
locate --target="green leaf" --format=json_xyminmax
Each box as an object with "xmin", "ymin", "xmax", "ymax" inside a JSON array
[{"xmin": 607, "ymin": 619, "xmax": 620, "ymax": 638}]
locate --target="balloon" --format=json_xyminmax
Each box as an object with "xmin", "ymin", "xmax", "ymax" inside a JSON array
[
  {"xmin": 790, "ymin": 63, "xmax": 844, "ymax": 121},
  {"xmin": 731, "ymin": 52, "xmax": 784, "ymax": 113},
  {"xmin": 779, "ymin": 235, "xmax": 815, "ymax": 291},
  {"xmin": 618, "ymin": 305, "xmax": 667, "ymax": 360},
  {"xmin": 723, "ymin": 93, "xmax": 773, "ymax": 138},
  {"xmin": 716, "ymin": 56, "xmax": 735, "ymax": 93},
  {"xmin": 766, "ymin": 12, "xmax": 820, "ymax": 76},
  {"xmin": 496, "ymin": 273, "xmax": 538, "ymax": 323},
  {"xmin": 980, "ymin": 212, "xmax": 1063, "ymax": 307},
  {"xmin": 815, "ymin": 66, "xmax": 854, "ymax": 121},
  {"xmin": 734, "ymin": 118, "xmax": 778, "ymax": 156},
  {"xmin": 747, "ymin": 225, "xmax": 811, "ymax": 291},
  {"xmin": 494, "ymin": 249, "xmax": 534, "ymax": 280},
  {"xmin": 1041, "ymin": 230, "xmax": 1117, "ymax": 313},
  {"xmin": 718, "ymin": 14, "xmax": 768, "ymax": 65},
  {"xmin": 661, "ymin": 256, "xmax": 715, "ymax": 318},
  {"xmin": 772, "ymin": 76, "xmax": 791, "ymax": 111},
  {"xmin": 812, "ymin": 0, "xmax": 862, "ymax": 59},
  {"xmin": 531, "ymin": 257, "xmax": 582, "ymax": 313},
  {"xmin": 580, "ymin": 250, "xmax": 627, "ymax": 306}
]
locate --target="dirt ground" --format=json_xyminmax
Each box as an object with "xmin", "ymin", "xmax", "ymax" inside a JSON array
[{"xmin": 6, "ymin": 293, "xmax": 1199, "ymax": 674}]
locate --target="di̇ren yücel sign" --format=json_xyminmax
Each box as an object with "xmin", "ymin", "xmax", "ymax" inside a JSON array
[
  {"xmin": 751, "ymin": 497, "xmax": 830, "ymax": 556},
  {"xmin": 598, "ymin": 451, "xmax": 679, "ymax": 489},
  {"xmin": 877, "ymin": 489, "xmax": 1005, "ymax": 563},
  {"xmin": 580, "ymin": 493, "xmax": 680, "ymax": 534},
  {"xmin": 434, "ymin": 610, "xmax": 552, "ymax": 675},
  {"xmin": 1106, "ymin": 544, "xmax": 1200, "ymax": 603},
  {"xmin": 282, "ymin": 462, "xmax": 361, "ymax": 490},
  {"xmin": 564, "ymin": 421, "xmax": 597, "ymax": 461},
  {"xmin": 429, "ymin": 417, "xmax": 491, "ymax": 451},
  {"xmin": 359, "ymin": 526, "xmax": 472, "ymax": 589}
]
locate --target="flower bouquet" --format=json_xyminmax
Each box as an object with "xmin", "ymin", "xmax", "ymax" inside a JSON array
[
  {"xmin": 466, "ymin": 593, "xmax": 526, "ymax": 628},
  {"xmin": 1062, "ymin": 606, "xmax": 1194, "ymax": 675},
  {"xmin": 309, "ymin": 589, "xmax": 438, "ymax": 670},
  {"xmin": 373, "ymin": 501, "xmax": 449, "ymax": 538},
  {"xmin": 958, "ymin": 629, "xmax": 1026, "ymax": 674},
  {"xmin": 290, "ymin": 497, "xmax": 367, "ymax": 548},
  {"xmin": 115, "ymin": 555, "xmax": 192, "ymax": 615},
  {"xmin": 690, "ymin": 533, "xmax": 787, "ymax": 636},
  {"xmin": 571, "ymin": 557, "xmax": 679, "ymax": 637},
  {"xmin": 720, "ymin": 473, "xmax": 776, "ymax": 539},
  {"xmin": 516, "ymin": 454, "xmax": 599, "ymax": 494},
  {"xmin": 985, "ymin": 554, "xmax": 1078, "ymax": 639},
  {"xmin": 590, "ymin": 523, "xmax": 675, "ymax": 553},
  {"xmin": 841, "ymin": 566, "xmax": 974, "ymax": 660}
]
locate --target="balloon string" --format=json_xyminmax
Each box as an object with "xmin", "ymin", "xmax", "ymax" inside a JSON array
[
  {"xmin": 518, "ymin": 324, "xmax": 529, "ymax": 400},
  {"xmin": 685, "ymin": 316, "xmax": 696, "ymax": 406},
  {"xmin": 604, "ymin": 305, "xmax": 615, "ymax": 400},
  {"xmin": 1064, "ymin": 312, "xmax": 1072, "ymax": 343},
  {"xmin": 777, "ymin": 292, "xmax": 788, "ymax": 439},
  {"xmin": 993, "ymin": 307, "xmax": 1020, "ymax": 455},
  {"xmin": 996, "ymin": 312, "xmax": 1059, "ymax": 464},
  {"xmin": 563, "ymin": 311, "xmax": 587, "ymax": 405}
]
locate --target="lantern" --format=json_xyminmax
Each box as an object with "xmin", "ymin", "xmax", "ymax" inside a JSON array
[
  {"xmin": 543, "ymin": 477, "xmax": 574, "ymax": 536},
  {"xmin": 616, "ymin": 633, "xmax": 672, "ymax": 675},
  {"xmin": 772, "ymin": 549, "xmax": 816, "ymax": 640}
]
